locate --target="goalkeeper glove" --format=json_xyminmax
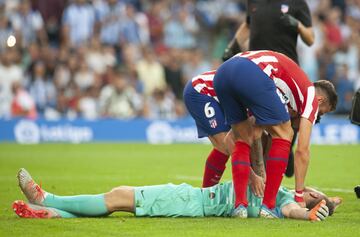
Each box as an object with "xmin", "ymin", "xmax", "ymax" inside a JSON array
[{"xmin": 307, "ymin": 200, "xmax": 329, "ymax": 221}]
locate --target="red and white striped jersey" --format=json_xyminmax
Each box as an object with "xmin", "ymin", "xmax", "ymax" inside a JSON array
[
  {"xmin": 236, "ymin": 50, "xmax": 318, "ymax": 124},
  {"xmin": 191, "ymin": 70, "xmax": 218, "ymax": 102},
  {"xmin": 191, "ymin": 50, "xmax": 319, "ymax": 124}
]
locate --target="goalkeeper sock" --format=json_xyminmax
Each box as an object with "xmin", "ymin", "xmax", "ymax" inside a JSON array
[
  {"xmin": 262, "ymin": 138, "xmax": 291, "ymax": 209},
  {"xmin": 43, "ymin": 193, "xmax": 109, "ymax": 217},
  {"xmin": 202, "ymin": 148, "xmax": 229, "ymax": 187},
  {"xmin": 51, "ymin": 207, "xmax": 78, "ymax": 218},
  {"xmin": 232, "ymin": 141, "xmax": 250, "ymax": 207}
]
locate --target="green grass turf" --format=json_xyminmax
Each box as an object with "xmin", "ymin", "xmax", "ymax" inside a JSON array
[{"xmin": 0, "ymin": 144, "xmax": 359, "ymax": 237}]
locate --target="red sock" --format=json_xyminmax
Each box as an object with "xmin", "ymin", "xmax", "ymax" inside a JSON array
[
  {"xmin": 262, "ymin": 138, "xmax": 291, "ymax": 209},
  {"xmin": 232, "ymin": 141, "xmax": 251, "ymax": 207},
  {"xmin": 202, "ymin": 149, "xmax": 229, "ymax": 187}
]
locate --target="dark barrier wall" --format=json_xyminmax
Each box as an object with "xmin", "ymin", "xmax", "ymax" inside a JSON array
[{"xmin": 0, "ymin": 116, "xmax": 359, "ymax": 144}]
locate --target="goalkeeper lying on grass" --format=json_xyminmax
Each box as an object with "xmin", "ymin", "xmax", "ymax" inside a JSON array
[{"xmin": 13, "ymin": 168, "xmax": 336, "ymax": 221}]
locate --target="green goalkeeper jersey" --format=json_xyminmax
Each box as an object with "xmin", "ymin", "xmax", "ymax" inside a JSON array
[{"xmin": 201, "ymin": 181, "xmax": 296, "ymax": 217}]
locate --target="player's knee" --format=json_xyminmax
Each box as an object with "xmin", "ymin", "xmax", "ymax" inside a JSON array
[
  {"xmin": 267, "ymin": 121, "xmax": 293, "ymax": 141},
  {"xmin": 106, "ymin": 187, "xmax": 124, "ymax": 207}
]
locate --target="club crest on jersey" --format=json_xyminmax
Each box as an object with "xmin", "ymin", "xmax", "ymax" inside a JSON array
[
  {"xmin": 281, "ymin": 4, "xmax": 289, "ymax": 14},
  {"xmin": 209, "ymin": 118, "xmax": 217, "ymax": 128}
]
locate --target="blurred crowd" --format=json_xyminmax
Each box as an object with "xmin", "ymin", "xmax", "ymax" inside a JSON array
[{"xmin": 0, "ymin": 0, "xmax": 359, "ymax": 120}]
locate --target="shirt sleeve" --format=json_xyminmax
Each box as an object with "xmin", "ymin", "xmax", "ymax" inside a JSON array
[
  {"xmin": 294, "ymin": 0, "xmax": 312, "ymax": 27},
  {"xmin": 276, "ymin": 187, "xmax": 297, "ymax": 210},
  {"xmin": 300, "ymin": 86, "xmax": 319, "ymax": 124}
]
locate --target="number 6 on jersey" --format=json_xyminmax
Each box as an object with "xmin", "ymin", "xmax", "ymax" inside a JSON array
[{"xmin": 204, "ymin": 102, "xmax": 215, "ymax": 118}]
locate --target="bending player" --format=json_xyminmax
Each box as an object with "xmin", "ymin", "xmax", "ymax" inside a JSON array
[
  {"xmin": 13, "ymin": 168, "xmax": 335, "ymax": 221},
  {"xmin": 213, "ymin": 50, "xmax": 338, "ymax": 218},
  {"xmin": 183, "ymin": 71, "xmax": 266, "ymax": 197}
]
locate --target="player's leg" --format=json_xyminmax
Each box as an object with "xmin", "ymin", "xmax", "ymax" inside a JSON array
[
  {"xmin": 183, "ymin": 80, "xmax": 231, "ymax": 188},
  {"xmin": 203, "ymin": 132, "xmax": 231, "ymax": 187},
  {"xmin": 17, "ymin": 168, "xmax": 135, "ymax": 217},
  {"xmin": 213, "ymin": 58, "xmax": 257, "ymax": 217},
  {"xmin": 260, "ymin": 121, "xmax": 293, "ymax": 217},
  {"xmin": 104, "ymin": 186, "xmax": 134, "ymax": 213}
]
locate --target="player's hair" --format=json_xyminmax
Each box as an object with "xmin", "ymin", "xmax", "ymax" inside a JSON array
[
  {"xmin": 313, "ymin": 80, "xmax": 338, "ymax": 111},
  {"xmin": 306, "ymin": 195, "xmax": 335, "ymax": 216}
]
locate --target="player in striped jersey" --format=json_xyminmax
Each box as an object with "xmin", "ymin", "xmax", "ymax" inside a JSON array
[
  {"xmin": 183, "ymin": 71, "xmax": 265, "ymax": 198},
  {"xmin": 213, "ymin": 50, "xmax": 337, "ymax": 218}
]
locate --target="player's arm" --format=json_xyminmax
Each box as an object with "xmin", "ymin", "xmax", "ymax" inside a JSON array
[
  {"xmin": 249, "ymin": 168, "xmax": 264, "ymax": 197},
  {"xmin": 281, "ymin": 200, "xmax": 329, "ymax": 221},
  {"xmin": 250, "ymin": 133, "xmax": 266, "ymax": 179},
  {"xmin": 222, "ymin": 22, "xmax": 250, "ymax": 61},
  {"xmin": 298, "ymin": 23, "xmax": 314, "ymax": 46},
  {"xmin": 294, "ymin": 117, "xmax": 312, "ymax": 206}
]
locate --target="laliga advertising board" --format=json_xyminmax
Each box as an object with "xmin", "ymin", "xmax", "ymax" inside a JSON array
[{"xmin": 0, "ymin": 117, "xmax": 358, "ymax": 144}]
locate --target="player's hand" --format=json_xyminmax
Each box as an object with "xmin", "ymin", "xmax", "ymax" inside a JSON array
[
  {"xmin": 308, "ymin": 200, "xmax": 329, "ymax": 221},
  {"xmin": 249, "ymin": 173, "xmax": 265, "ymax": 197},
  {"xmin": 280, "ymin": 14, "xmax": 299, "ymax": 31}
]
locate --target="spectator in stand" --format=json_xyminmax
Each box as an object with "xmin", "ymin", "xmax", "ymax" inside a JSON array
[
  {"xmin": 146, "ymin": 0, "xmax": 166, "ymax": 48},
  {"xmin": 85, "ymin": 37, "xmax": 116, "ymax": 76},
  {"xmin": 144, "ymin": 88, "xmax": 177, "ymax": 120},
  {"xmin": 31, "ymin": 0, "xmax": 66, "ymax": 46},
  {"xmin": 78, "ymin": 86, "xmax": 99, "ymax": 120},
  {"xmin": 136, "ymin": 47, "xmax": 166, "ymax": 96},
  {"xmin": 62, "ymin": 0, "xmax": 95, "ymax": 47},
  {"xmin": 335, "ymin": 64, "xmax": 355, "ymax": 114},
  {"xmin": 119, "ymin": 3, "xmax": 149, "ymax": 46},
  {"xmin": 28, "ymin": 61, "xmax": 57, "ymax": 114},
  {"xmin": 182, "ymin": 48, "xmax": 211, "ymax": 80},
  {"xmin": 0, "ymin": 49, "xmax": 24, "ymax": 118},
  {"xmin": 0, "ymin": 13, "xmax": 14, "ymax": 52},
  {"xmin": 99, "ymin": 70, "xmax": 143, "ymax": 119},
  {"xmin": 161, "ymin": 48, "xmax": 184, "ymax": 100},
  {"xmin": 11, "ymin": 80, "xmax": 37, "ymax": 119},
  {"xmin": 163, "ymin": 7, "xmax": 199, "ymax": 49},
  {"xmin": 94, "ymin": 0, "xmax": 125, "ymax": 46},
  {"xmin": 323, "ymin": 7, "xmax": 343, "ymax": 51},
  {"xmin": 74, "ymin": 60, "xmax": 96, "ymax": 92},
  {"xmin": 10, "ymin": 0, "xmax": 47, "ymax": 47}
]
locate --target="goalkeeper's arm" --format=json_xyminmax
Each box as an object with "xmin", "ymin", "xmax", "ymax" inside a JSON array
[
  {"xmin": 222, "ymin": 22, "xmax": 249, "ymax": 61},
  {"xmin": 281, "ymin": 200, "xmax": 329, "ymax": 221}
]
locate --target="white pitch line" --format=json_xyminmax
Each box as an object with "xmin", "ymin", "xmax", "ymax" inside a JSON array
[
  {"xmin": 312, "ymin": 187, "xmax": 354, "ymax": 193},
  {"xmin": 174, "ymin": 175, "xmax": 202, "ymax": 181},
  {"xmin": 174, "ymin": 175, "xmax": 354, "ymax": 193}
]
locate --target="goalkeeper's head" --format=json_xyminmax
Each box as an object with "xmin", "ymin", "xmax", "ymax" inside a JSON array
[{"xmin": 304, "ymin": 191, "xmax": 336, "ymax": 216}]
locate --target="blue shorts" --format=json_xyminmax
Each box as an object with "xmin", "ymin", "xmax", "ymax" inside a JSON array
[
  {"xmin": 183, "ymin": 80, "xmax": 230, "ymax": 138},
  {"xmin": 213, "ymin": 57, "xmax": 289, "ymax": 125}
]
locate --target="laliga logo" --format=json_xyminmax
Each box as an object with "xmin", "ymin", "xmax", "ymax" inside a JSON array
[
  {"xmin": 146, "ymin": 121, "xmax": 173, "ymax": 144},
  {"xmin": 14, "ymin": 120, "xmax": 40, "ymax": 144},
  {"xmin": 146, "ymin": 121, "xmax": 205, "ymax": 144}
]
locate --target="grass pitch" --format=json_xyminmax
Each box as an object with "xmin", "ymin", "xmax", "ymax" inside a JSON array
[{"xmin": 0, "ymin": 143, "xmax": 359, "ymax": 237}]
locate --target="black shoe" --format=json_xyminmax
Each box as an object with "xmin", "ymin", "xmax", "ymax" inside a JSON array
[{"xmin": 285, "ymin": 150, "xmax": 294, "ymax": 177}]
